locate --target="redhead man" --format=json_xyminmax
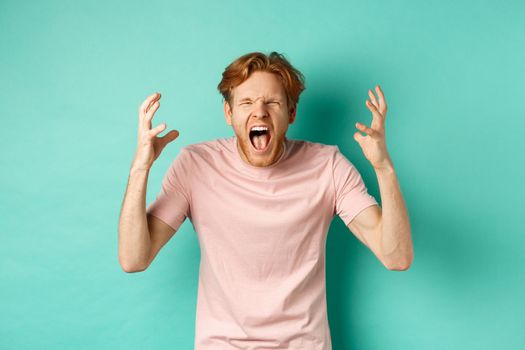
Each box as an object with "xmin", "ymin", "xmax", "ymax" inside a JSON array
[{"xmin": 118, "ymin": 51, "xmax": 413, "ymax": 349}]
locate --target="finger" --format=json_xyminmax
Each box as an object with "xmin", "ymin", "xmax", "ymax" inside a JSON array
[
  {"xmin": 139, "ymin": 92, "xmax": 161, "ymax": 118},
  {"xmin": 355, "ymin": 122, "xmax": 376, "ymax": 137},
  {"xmin": 368, "ymin": 89, "xmax": 379, "ymax": 110},
  {"xmin": 145, "ymin": 93, "xmax": 161, "ymax": 115},
  {"xmin": 375, "ymin": 85, "xmax": 387, "ymax": 115},
  {"xmin": 365, "ymin": 100, "xmax": 385, "ymax": 131},
  {"xmin": 144, "ymin": 101, "xmax": 160, "ymax": 129},
  {"xmin": 149, "ymin": 122, "xmax": 167, "ymax": 137}
]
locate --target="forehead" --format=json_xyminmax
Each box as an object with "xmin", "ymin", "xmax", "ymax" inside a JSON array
[{"xmin": 232, "ymin": 71, "xmax": 286, "ymax": 100}]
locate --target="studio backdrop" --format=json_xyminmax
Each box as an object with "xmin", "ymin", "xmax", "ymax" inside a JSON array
[{"xmin": 1, "ymin": 0, "xmax": 524, "ymax": 349}]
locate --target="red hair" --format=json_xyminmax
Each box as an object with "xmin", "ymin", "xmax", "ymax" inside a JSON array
[{"xmin": 217, "ymin": 51, "xmax": 306, "ymax": 113}]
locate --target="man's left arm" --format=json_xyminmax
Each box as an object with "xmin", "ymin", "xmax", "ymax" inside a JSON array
[{"xmin": 348, "ymin": 85, "xmax": 414, "ymax": 271}]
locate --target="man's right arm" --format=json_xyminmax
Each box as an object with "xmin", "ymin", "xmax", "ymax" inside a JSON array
[
  {"xmin": 118, "ymin": 166, "xmax": 177, "ymax": 273},
  {"xmin": 118, "ymin": 92, "xmax": 180, "ymax": 273},
  {"xmin": 118, "ymin": 166, "xmax": 153, "ymax": 273}
]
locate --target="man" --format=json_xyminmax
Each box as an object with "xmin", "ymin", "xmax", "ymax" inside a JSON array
[{"xmin": 118, "ymin": 51, "xmax": 413, "ymax": 349}]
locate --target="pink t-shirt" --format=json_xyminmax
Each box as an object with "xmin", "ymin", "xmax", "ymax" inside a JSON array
[{"xmin": 146, "ymin": 136, "xmax": 378, "ymax": 349}]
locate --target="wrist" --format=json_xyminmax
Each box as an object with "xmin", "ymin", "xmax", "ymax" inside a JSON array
[{"xmin": 374, "ymin": 159, "xmax": 395, "ymax": 174}]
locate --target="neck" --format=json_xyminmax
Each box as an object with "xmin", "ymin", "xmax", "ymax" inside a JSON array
[{"xmin": 236, "ymin": 137, "xmax": 286, "ymax": 167}]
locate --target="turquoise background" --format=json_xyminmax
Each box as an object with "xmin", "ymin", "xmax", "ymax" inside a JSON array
[{"xmin": 1, "ymin": 0, "xmax": 524, "ymax": 349}]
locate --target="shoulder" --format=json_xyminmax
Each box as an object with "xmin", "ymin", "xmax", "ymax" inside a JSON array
[
  {"xmin": 178, "ymin": 137, "xmax": 234, "ymax": 162},
  {"xmin": 289, "ymin": 139, "xmax": 361, "ymax": 177},
  {"xmin": 288, "ymin": 138, "xmax": 340, "ymax": 159}
]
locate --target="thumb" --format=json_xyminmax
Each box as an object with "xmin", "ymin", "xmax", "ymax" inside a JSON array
[
  {"xmin": 160, "ymin": 129, "xmax": 180, "ymax": 146},
  {"xmin": 353, "ymin": 131, "xmax": 365, "ymax": 145}
]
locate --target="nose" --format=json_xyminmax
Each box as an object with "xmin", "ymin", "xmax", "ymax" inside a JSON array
[{"xmin": 252, "ymin": 100, "xmax": 269, "ymax": 118}]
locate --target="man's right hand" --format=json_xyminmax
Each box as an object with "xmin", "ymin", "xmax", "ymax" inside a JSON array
[{"xmin": 132, "ymin": 92, "xmax": 180, "ymax": 170}]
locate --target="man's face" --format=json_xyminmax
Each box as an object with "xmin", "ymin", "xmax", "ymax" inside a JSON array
[{"xmin": 224, "ymin": 71, "xmax": 296, "ymax": 167}]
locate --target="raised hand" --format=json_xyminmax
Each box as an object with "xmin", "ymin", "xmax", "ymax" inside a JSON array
[
  {"xmin": 353, "ymin": 85, "xmax": 393, "ymax": 171},
  {"xmin": 132, "ymin": 92, "xmax": 180, "ymax": 170}
]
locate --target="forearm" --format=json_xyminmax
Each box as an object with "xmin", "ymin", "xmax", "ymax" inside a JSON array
[
  {"xmin": 375, "ymin": 162, "xmax": 413, "ymax": 269},
  {"xmin": 118, "ymin": 165, "xmax": 152, "ymax": 272}
]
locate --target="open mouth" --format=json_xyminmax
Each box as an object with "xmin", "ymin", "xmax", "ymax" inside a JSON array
[{"xmin": 249, "ymin": 126, "xmax": 272, "ymax": 152}]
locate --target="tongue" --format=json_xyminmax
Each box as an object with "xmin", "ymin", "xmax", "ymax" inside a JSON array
[{"xmin": 252, "ymin": 134, "xmax": 270, "ymax": 150}]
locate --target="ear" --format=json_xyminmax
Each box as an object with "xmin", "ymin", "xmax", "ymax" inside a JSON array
[
  {"xmin": 289, "ymin": 105, "xmax": 297, "ymax": 124},
  {"xmin": 224, "ymin": 100, "xmax": 232, "ymax": 125}
]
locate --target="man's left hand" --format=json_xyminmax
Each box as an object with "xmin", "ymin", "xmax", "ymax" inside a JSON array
[{"xmin": 353, "ymin": 85, "xmax": 393, "ymax": 171}]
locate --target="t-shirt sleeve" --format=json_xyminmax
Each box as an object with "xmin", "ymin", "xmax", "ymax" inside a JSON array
[
  {"xmin": 332, "ymin": 146, "xmax": 379, "ymax": 226},
  {"xmin": 146, "ymin": 148, "xmax": 192, "ymax": 231}
]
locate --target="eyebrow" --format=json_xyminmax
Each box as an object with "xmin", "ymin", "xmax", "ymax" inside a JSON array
[{"xmin": 237, "ymin": 96, "xmax": 282, "ymax": 102}]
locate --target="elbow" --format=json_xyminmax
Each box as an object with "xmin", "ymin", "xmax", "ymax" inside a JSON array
[
  {"xmin": 121, "ymin": 265, "xmax": 146, "ymax": 273},
  {"xmin": 119, "ymin": 256, "xmax": 148, "ymax": 273},
  {"xmin": 382, "ymin": 234, "xmax": 414, "ymax": 271},
  {"xmin": 386, "ymin": 261, "xmax": 411, "ymax": 271},
  {"xmin": 384, "ymin": 251, "xmax": 414, "ymax": 271},
  {"xmin": 121, "ymin": 263, "xmax": 147, "ymax": 273},
  {"xmin": 118, "ymin": 243, "xmax": 151, "ymax": 273}
]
